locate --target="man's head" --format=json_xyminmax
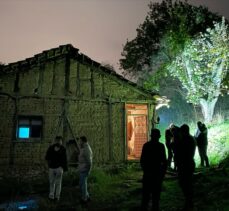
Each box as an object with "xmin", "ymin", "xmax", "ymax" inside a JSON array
[
  {"xmin": 169, "ymin": 123, "xmax": 175, "ymax": 129},
  {"xmin": 150, "ymin": 128, "xmax": 161, "ymax": 141},
  {"xmin": 80, "ymin": 136, "xmax": 88, "ymax": 148},
  {"xmin": 180, "ymin": 124, "xmax": 190, "ymax": 136},
  {"xmin": 197, "ymin": 121, "xmax": 202, "ymax": 128},
  {"xmin": 55, "ymin": 136, "xmax": 63, "ymax": 145}
]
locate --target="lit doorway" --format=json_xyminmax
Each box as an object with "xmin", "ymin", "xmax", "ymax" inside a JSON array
[{"xmin": 126, "ymin": 104, "xmax": 148, "ymax": 160}]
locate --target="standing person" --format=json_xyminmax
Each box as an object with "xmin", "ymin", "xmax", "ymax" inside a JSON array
[
  {"xmin": 177, "ymin": 124, "xmax": 196, "ymax": 210},
  {"xmin": 45, "ymin": 136, "xmax": 68, "ymax": 201},
  {"xmin": 165, "ymin": 123, "xmax": 175, "ymax": 169},
  {"xmin": 140, "ymin": 128, "xmax": 167, "ymax": 211},
  {"xmin": 78, "ymin": 136, "xmax": 93, "ymax": 204},
  {"xmin": 169, "ymin": 124, "xmax": 181, "ymax": 171},
  {"xmin": 195, "ymin": 121, "xmax": 209, "ymax": 167}
]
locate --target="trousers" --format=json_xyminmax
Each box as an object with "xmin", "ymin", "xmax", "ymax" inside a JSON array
[{"xmin": 49, "ymin": 167, "xmax": 63, "ymax": 200}]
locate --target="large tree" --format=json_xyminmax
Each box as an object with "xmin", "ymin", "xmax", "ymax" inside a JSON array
[
  {"xmin": 120, "ymin": 0, "xmax": 228, "ymax": 124},
  {"xmin": 120, "ymin": 0, "xmax": 221, "ymax": 76},
  {"xmin": 167, "ymin": 18, "xmax": 229, "ymax": 122}
]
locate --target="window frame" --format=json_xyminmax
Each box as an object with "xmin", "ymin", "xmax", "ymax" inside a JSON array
[{"xmin": 16, "ymin": 115, "xmax": 43, "ymax": 141}]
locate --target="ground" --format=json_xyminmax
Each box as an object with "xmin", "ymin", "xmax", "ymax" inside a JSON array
[{"xmin": 0, "ymin": 163, "xmax": 229, "ymax": 211}]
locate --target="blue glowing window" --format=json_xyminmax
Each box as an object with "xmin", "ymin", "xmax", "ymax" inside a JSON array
[
  {"xmin": 18, "ymin": 127, "xmax": 30, "ymax": 138},
  {"xmin": 17, "ymin": 116, "xmax": 43, "ymax": 140}
]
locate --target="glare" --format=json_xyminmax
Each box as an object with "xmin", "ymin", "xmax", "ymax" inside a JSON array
[{"xmin": 18, "ymin": 205, "xmax": 28, "ymax": 210}]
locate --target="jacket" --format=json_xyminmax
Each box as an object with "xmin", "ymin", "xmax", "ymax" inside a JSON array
[
  {"xmin": 45, "ymin": 143, "xmax": 68, "ymax": 171},
  {"xmin": 78, "ymin": 142, "xmax": 93, "ymax": 173}
]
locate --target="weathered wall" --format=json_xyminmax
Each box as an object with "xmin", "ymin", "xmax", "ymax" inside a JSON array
[
  {"xmin": 0, "ymin": 96, "xmax": 15, "ymax": 165},
  {"xmin": 0, "ymin": 46, "xmax": 155, "ymax": 168}
]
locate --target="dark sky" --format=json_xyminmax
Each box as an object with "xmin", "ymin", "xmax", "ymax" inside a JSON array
[{"xmin": 0, "ymin": 0, "xmax": 228, "ymax": 72}]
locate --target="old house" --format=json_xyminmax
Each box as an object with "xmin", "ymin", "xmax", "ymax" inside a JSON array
[{"xmin": 0, "ymin": 44, "xmax": 161, "ymax": 169}]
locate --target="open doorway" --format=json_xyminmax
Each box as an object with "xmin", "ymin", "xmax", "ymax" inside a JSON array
[{"xmin": 126, "ymin": 104, "xmax": 148, "ymax": 160}]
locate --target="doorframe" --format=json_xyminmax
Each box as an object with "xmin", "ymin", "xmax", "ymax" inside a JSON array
[{"xmin": 124, "ymin": 103, "xmax": 149, "ymax": 161}]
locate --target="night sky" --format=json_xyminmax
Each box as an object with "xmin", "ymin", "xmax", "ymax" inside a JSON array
[{"xmin": 0, "ymin": 0, "xmax": 228, "ymax": 72}]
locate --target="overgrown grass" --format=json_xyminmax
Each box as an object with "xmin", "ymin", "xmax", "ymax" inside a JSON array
[
  {"xmin": 0, "ymin": 160, "xmax": 228, "ymax": 210},
  {"xmin": 207, "ymin": 120, "xmax": 229, "ymax": 165},
  {"xmin": 0, "ymin": 121, "xmax": 228, "ymax": 210},
  {"xmin": 158, "ymin": 120, "xmax": 229, "ymax": 167},
  {"xmin": 88, "ymin": 163, "xmax": 142, "ymax": 205}
]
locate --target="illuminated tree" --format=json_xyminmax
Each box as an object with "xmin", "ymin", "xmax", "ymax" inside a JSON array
[
  {"xmin": 168, "ymin": 18, "xmax": 229, "ymax": 122},
  {"xmin": 120, "ymin": 0, "xmax": 221, "ymax": 75}
]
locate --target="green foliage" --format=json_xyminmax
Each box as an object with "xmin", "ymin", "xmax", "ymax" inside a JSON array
[
  {"xmin": 207, "ymin": 120, "xmax": 229, "ymax": 165},
  {"xmin": 157, "ymin": 118, "xmax": 229, "ymax": 166},
  {"xmin": 120, "ymin": 0, "xmax": 221, "ymax": 75},
  {"xmin": 168, "ymin": 18, "xmax": 229, "ymax": 104},
  {"xmin": 88, "ymin": 164, "xmax": 141, "ymax": 205}
]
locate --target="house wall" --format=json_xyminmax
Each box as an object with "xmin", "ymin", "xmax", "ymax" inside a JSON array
[{"xmin": 0, "ymin": 47, "xmax": 155, "ymax": 168}]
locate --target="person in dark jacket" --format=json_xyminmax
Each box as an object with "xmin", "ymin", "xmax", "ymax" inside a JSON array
[
  {"xmin": 177, "ymin": 124, "xmax": 196, "ymax": 210},
  {"xmin": 140, "ymin": 128, "xmax": 167, "ymax": 211},
  {"xmin": 165, "ymin": 123, "xmax": 174, "ymax": 169},
  {"xmin": 170, "ymin": 124, "xmax": 182, "ymax": 172},
  {"xmin": 45, "ymin": 136, "xmax": 68, "ymax": 201},
  {"xmin": 195, "ymin": 121, "xmax": 209, "ymax": 167}
]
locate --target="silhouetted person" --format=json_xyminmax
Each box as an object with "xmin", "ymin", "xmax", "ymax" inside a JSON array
[
  {"xmin": 170, "ymin": 124, "xmax": 181, "ymax": 171},
  {"xmin": 195, "ymin": 121, "xmax": 209, "ymax": 167},
  {"xmin": 177, "ymin": 124, "xmax": 196, "ymax": 210},
  {"xmin": 165, "ymin": 123, "xmax": 175, "ymax": 169},
  {"xmin": 140, "ymin": 128, "xmax": 167, "ymax": 211},
  {"xmin": 45, "ymin": 136, "xmax": 68, "ymax": 201},
  {"xmin": 78, "ymin": 136, "xmax": 93, "ymax": 204}
]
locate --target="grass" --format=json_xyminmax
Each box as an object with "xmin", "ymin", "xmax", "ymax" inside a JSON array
[
  {"xmin": 158, "ymin": 120, "xmax": 229, "ymax": 167},
  {"xmin": 0, "ymin": 121, "xmax": 228, "ymax": 210},
  {"xmin": 207, "ymin": 120, "xmax": 229, "ymax": 165},
  {"xmin": 1, "ymin": 162, "xmax": 229, "ymax": 210}
]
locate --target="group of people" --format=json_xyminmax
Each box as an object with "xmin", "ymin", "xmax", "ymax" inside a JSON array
[
  {"xmin": 165, "ymin": 121, "xmax": 209, "ymax": 170},
  {"xmin": 45, "ymin": 135, "xmax": 93, "ymax": 204},
  {"xmin": 140, "ymin": 121, "xmax": 209, "ymax": 211},
  {"xmin": 44, "ymin": 121, "xmax": 209, "ymax": 210}
]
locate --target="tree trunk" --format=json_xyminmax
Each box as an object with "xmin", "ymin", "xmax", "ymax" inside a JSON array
[{"xmin": 199, "ymin": 98, "xmax": 218, "ymax": 123}]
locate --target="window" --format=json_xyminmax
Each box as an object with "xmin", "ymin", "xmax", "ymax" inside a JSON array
[{"xmin": 17, "ymin": 116, "xmax": 43, "ymax": 139}]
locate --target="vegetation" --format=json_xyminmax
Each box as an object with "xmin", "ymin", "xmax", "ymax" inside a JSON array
[
  {"xmin": 0, "ymin": 121, "xmax": 228, "ymax": 210},
  {"xmin": 120, "ymin": 0, "xmax": 221, "ymax": 74},
  {"xmin": 167, "ymin": 18, "xmax": 229, "ymax": 123},
  {"xmin": 120, "ymin": 0, "xmax": 229, "ymax": 123},
  {"xmin": 206, "ymin": 120, "xmax": 229, "ymax": 165},
  {"xmin": 158, "ymin": 119, "xmax": 229, "ymax": 166}
]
